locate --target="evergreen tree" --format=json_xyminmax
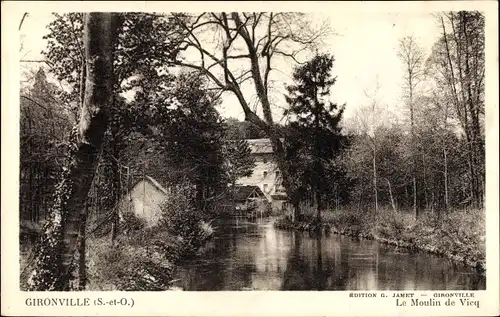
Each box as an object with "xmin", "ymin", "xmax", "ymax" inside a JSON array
[{"xmin": 284, "ymin": 53, "xmax": 347, "ymax": 221}]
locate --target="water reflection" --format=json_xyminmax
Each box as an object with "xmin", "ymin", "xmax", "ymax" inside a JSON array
[{"xmin": 173, "ymin": 218, "xmax": 485, "ymax": 291}]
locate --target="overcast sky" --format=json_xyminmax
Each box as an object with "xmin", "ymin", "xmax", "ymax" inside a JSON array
[{"xmin": 19, "ymin": 10, "xmax": 442, "ymax": 125}]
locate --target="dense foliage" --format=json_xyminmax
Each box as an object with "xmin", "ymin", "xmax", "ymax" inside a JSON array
[
  {"xmin": 154, "ymin": 71, "xmax": 228, "ymax": 210},
  {"xmin": 283, "ymin": 54, "xmax": 350, "ymax": 217},
  {"xmin": 224, "ymin": 118, "xmax": 268, "ymax": 140},
  {"xmin": 40, "ymin": 13, "xmax": 184, "ymax": 220}
]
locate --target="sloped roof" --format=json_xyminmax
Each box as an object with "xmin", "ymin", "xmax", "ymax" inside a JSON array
[
  {"xmin": 233, "ymin": 185, "xmax": 265, "ymax": 202},
  {"xmin": 132, "ymin": 176, "xmax": 169, "ymax": 195},
  {"xmin": 145, "ymin": 176, "xmax": 169, "ymax": 194},
  {"xmin": 246, "ymin": 138, "xmax": 274, "ymax": 154}
]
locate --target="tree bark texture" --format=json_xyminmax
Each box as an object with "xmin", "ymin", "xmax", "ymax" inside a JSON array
[
  {"xmin": 27, "ymin": 13, "xmax": 121, "ymax": 291},
  {"xmin": 77, "ymin": 203, "xmax": 88, "ymax": 290}
]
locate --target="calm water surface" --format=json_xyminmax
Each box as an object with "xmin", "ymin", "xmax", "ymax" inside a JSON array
[{"xmin": 173, "ymin": 218, "xmax": 485, "ymax": 291}]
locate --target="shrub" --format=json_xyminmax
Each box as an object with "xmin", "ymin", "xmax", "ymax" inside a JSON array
[
  {"xmin": 158, "ymin": 185, "xmax": 214, "ymax": 259},
  {"xmin": 374, "ymin": 209, "xmax": 415, "ymax": 240},
  {"xmin": 120, "ymin": 211, "xmax": 147, "ymax": 234},
  {"xmin": 440, "ymin": 208, "xmax": 485, "ymax": 261}
]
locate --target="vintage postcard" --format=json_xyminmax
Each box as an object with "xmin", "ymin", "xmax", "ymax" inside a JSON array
[{"xmin": 1, "ymin": 1, "xmax": 499, "ymax": 316}]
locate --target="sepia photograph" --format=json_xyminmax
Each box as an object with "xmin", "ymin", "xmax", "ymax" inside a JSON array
[
  {"xmin": 2, "ymin": 1, "xmax": 499, "ymax": 316},
  {"xmin": 16, "ymin": 7, "xmax": 489, "ymax": 292}
]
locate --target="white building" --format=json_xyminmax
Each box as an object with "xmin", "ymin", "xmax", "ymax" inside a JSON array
[
  {"xmin": 236, "ymin": 139, "xmax": 287, "ymax": 203},
  {"xmin": 119, "ymin": 176, "xmax": 169, "ymax": 227}
]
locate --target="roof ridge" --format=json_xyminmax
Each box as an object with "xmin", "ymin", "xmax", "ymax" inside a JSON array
[{"xmin": 144, "ymin": 176, "xmax": 169, "ymax": 194}]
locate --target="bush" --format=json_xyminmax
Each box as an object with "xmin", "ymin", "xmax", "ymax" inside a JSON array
[
  {"xmin": 120, "ymin": 211, "xmax": 147, "ymax": 234},
  {"xmin": 85, "ymin": 183, "xmax": 218, "ymax": 290},
  {"xmin": 158, "ymin": 186, "xmax": 214, "ymax": 259},
  {"xmin": 440, "ymin": 209, "xmax": 485, "ymax": 263},
  {"xmin": 374, "ymin": 209, "xmax": 415, "ymax": 240}
]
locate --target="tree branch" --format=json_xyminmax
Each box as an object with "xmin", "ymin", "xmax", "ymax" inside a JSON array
[{"xmin": 19, "ymin": 12, "xmax": 28, "ymax": 31}]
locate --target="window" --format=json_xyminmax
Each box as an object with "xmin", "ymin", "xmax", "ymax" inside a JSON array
[
  {"xmin": 263, "ymin": 184, "xmax": 268, "ymax": 193},
  {"xmin": 263, "ymin": 171, "xmax": 268, "ymax": 178}
]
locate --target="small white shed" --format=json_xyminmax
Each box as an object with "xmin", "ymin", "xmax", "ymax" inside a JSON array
[{"xmin": 120, "ymin": 176, "xmax": 169, "ymax": 227}]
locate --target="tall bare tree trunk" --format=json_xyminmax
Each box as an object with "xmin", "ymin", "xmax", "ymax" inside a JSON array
[
  {"xmin": 314, "ymin": 75, "xmax": 321, "ymax": 223},
  {"xmin": 76, "ymin": 46, "xmax": 89, "ymax": 291},
  {"xmin": 441, "ymin": 12, "xmax": 485, "ymax": 209},
  {"xmin": 316, "ymin": 189, "xmax": 322, "ymax": 222},
  {"xmin": 386, "ymin": 178, "xmax": 396, "ymax": 212},
  {"xmin": 398, "ymin": 35, "xmax": 422, "ymax": 219},
  {"xmin": 413, "ymin": 177, "xmax": 417, "ymax": 219},
  {"xmin": 79, "ymin": 55, "xmax": 87, "ymax": 113},
  {"xmin": 443, "ymin": 148, "xmax": 449, "ymax": 213},
  {"xmin": 372, "ymin": 146, "xmax": 378, "ymax": 214},
  {"xmin": 422, "ymin": 152, "xmax": 429, "ymax": 211},
  {"xmin": 431, "ymin": 192, "xmax": 435, "ymax": 215},
  {"xmin": 463, "ymin": 12, "xmax": 483, "ymax": 209},
  {"xmin": 411, "ymin": 90, "xmax": 417, "ymax": 219},
  {"xmin": 27, "ymin": 13, "xmax": 121, "ymax": 291},
  {"xmin": 110, "ymin": 131, "xmax": 121, "ymax": 243},
  {"xmin": 229, "ymin": 13, "xmax": 304, "ymax": 222}
]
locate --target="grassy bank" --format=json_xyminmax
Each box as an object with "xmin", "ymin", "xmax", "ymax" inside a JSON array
[
  {"xmin": 85, "ymin": 229, "xmax": 177, "ymax": 291},
  {"xmin": 274, "ymin": 207, "xmax": 485, "ymax": 273},
  {"xmin": 20, "ymin": 186, "xmax": 221, "ymax": 290},
  {"xmin": 20, "ymin": 210, "xmax": 214, "ymax": 291}
]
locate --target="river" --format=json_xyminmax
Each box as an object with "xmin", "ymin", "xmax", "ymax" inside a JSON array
[{"xmin": 173, "ymin": 217, "xmax": 485, "ymax": 291}]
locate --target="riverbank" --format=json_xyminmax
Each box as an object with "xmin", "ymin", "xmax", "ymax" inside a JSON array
[
  {"xmin": 274, "ymin": 208, "xmax": 485, "ymax": 274},
  {"xmin": 20, "ymin": 213, "xmax": 214, "ymax": 291}
]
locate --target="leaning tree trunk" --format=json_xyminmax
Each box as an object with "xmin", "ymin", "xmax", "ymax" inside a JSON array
[{"xmin": 27, "ymin": 13, "xmax": 121, "ymax": 291}]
